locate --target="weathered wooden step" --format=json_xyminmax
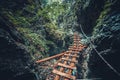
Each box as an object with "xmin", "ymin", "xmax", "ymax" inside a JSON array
[
  {"xmin": 73, "ymin": 40, "xmax": 80, "ymax": 41},
  {"xmin": 52, "ymin": 69, "xmax": 76, "ymax": 80},
  {"xmin": 66, "ymin": 50, "xmax": 74, "ymax": 53},
  {"xmin": 66, "ymin": 50, "xmax": 79, "ymax": 54},
  {"xmin": 57, "ymin": 63, "xmax": 76, "ymax": 69},
  {"xmin": 64, "ymin": 54, "xmax": 79, "ymax": 58},
  {"xmin": 61, "ymin": 58, "xmax": 78, "ymax": 63},
  {"xmin": 73, "ymin": 41, "xmax": 80, "ymax": 43},
  {"xmin": 69, "ymin": 46, "xmax": 77, "ymax": 48},
  {"xmin": 76, "ymin": 78, "xmax": 102, "ymax": 80},
  {"xmin": 72, "ymin": 48, "xmax": 82, "ymax": 51}
]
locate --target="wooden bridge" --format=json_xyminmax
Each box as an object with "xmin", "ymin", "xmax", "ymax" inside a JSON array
[{"xmin": 36, "ymin": 33, "xmax": 86, "ymax": 80}]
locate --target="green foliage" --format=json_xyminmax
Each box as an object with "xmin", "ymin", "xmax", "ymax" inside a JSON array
[
  {"xmin": 13, "ymin": 2, "xmax": 69, "ymax": 57},
  {"xmin": 17, "ymin": 27, "xmax": 32, "ymax": 33},
  {"xmin": 18, "ymin": 27, "xmax": 46, "ymax": 46},
  {"xmin": 45, "ymin": 22, "xmax": 66, "ymax": 40},
  {"xmin": 2, "ymin": 3, "xmax": 41, "ymax": 27},
  {"xmin": 16, "ymin": 27, "xmax": 45, "ymax": 59},
  {"xmin": 1, "ymin": 0, "xmax": 72, "ymax": 58},
  {"xmin": 93, "ymin": 0, "xmax": 112, "ymax": 35},
  {"xmin": 3, "ymin": 10, "xmax": 30, "ymax": 27},
  {"xmin": 96, "ymin": 0, "xmax": 111, "ymax": 22},
  {"xmin": 45, "ymin": 22, "xmax": 57, "ymax": 31},
  {"xmin": 27, "ymin": 33, "xmax": 49, "ymax": 51},
  {"xmin": 39, "ymin": 2, "xmax": 69, "ymax": 23},
  {"xmin": 27, "ymin": 45, "xmax": 37, "ymax": 59},
  {"xmin": 24, "ymin": 4, "xmax": 36, "ymax": 13}
]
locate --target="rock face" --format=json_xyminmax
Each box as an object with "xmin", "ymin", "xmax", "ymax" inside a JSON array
[
  {"xmin": 76, "ymin": 0, "xmax": 105, "ymax": 34},
  {"xmin": 0, "ymin": 25, "xmax": 36, "ymax": 80},
  {"xmin": 0, "ymin": 1, "xmax": 73, "ymax": 80},
  {"xmin": 76, "ymin": 0, "xmax": 120, "ymax": 79},
  {"xmin": 0, "ymin": 1, "xmax": 37, "ymax": 79},
  {"xmin": 0, "ymin": 0, "xmax": 120, "ymax": 80},
  {"xmin": 91, "ymin": 11, "xmax": 120, "ymax": 80}
]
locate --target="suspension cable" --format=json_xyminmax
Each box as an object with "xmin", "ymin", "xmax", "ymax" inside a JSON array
[{"xmin": 79, "ymin": 24, "xmax": 120, "ymax": 76}]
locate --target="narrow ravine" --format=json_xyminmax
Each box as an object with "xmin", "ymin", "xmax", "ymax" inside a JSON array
[{"xmin": 0, "ymin": 0, "xmax": 120, "ymax": 80}]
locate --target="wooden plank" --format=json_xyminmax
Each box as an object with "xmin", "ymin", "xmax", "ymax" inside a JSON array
[
  {"xmin": 69, "ymin": 46, "xmax": 76, "ymax": 48},
  {"xmin": 52, "ymin": 69, "xmax": 76, "ymax": 80},
  {"xmin": 73, "ymin": 41, "xmax": 80, "ymax": 44},
  {"xmin": 73, "ymin": 38, "xmax": 80, "ymax": 40},
  {"xmin": 66, "ymin": 51, "xmax": 79, "ymax": 54},
  {"xmin": 54, "ymin": 61, "xmax": 66, "ymax": 80},
  {"xmin": 68, "ymin": 47, "xmax": 74, "ymax": 50},
  {"xmin": 72, "ymin": 48, "xmax": 82, "ymax": 51},
  {"xmin": 72, "ymin": 51, "xmax": 79, "ymax": 54},
  {"xmin": 66, "ymin": 50, "xmax": 73, "ymax": 53},
  {"xmin": 54, "ymin": 53, "xmax": 70, "ymax": 80},
  {"xmin": 61, "ymin": 58, "xmax": 78, "ymax": 63},
  {"xmin": 64, "ymin": 54, "xmax": 79, "ymax": 58},
  {"xmin": 57, "ymin": 63, "xmax": 76, "ymax": 69},
  {"xmin": 36, "ymin": 52, "xmax": 66, "ymax": 63},
  {"xmin": 65, "ymin": 54, "xmax": 77, "ymax": 80},
  {"xmin": 54, "ymin": 67, "xmax": 64, "ymax": 80},
  {"xmin": 68, "ymin": 47, "xmax": 81, "ymax": 51}
]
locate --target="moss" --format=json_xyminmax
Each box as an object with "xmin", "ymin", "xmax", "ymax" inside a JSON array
[
  {"xmin": 45, "ymin": 22, "xmax": 66, "ymax": 41},
  {"xmin": 0, "ymin": 0, "xmax": 72, "ymax": 58},
  {"xmin": 39, "ymin": 2, "xmax": 69, "ymax": 23},
  {"xmin": 2, "ymin": 3, "xmax": 41, "ymax": 27},
  {"xmin": 10, "ymin": 2, "xmax": 69, "ymax": 57},
  {"xmin": 17, "ymin": 27, "xmax": 32, "ymax": 33},
  {"xmin": 27, "ymin": 45, "xmax": 37, "ymax": 59},
  {"xmin": 93, "ymin": 0, "xmax": 112, "ymax": 35},
  {"xmin": 17, "ymin": 27, "xmax": 49, "ymax": 57}
]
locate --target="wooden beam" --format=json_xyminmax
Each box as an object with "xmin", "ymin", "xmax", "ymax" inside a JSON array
[
  {"xmin": 54, "ymin": 53, "xmax": 70, "ymax": 80},
  {"xmin": 53, "ymin": 69, "xmax": 76, "ymax": 80},
  {"xmin": 64, "ymin": 54, "xmax": 79, "ymax": 58},
  {"xmin": 57, "ymin": 63, "xmax": 76, "ymax": 69},
  {"xmin": 65, "ymin": 53, "xmax": 77, "ymax": 80},
  {"xmin": 36, "ymin": 52, "xmax": 66, "ymax": 63},
  {"xmin": 61, "ymin": 58, "xmax": 78, "ymax": 63}
]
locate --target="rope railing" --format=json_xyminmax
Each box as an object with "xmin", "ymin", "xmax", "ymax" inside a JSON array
[{"xmin": 79, "ymin": 24, "xmax": 120, "ymax": 77}]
